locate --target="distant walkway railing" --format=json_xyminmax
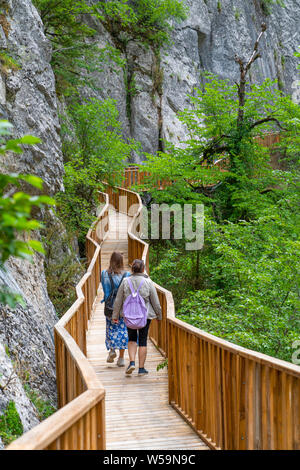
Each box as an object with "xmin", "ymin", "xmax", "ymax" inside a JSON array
[
  {"xmin": 121, "ymin": 132, "xmax": 281, "ymax": 189},
  {"xmin": 7, "ymin": 192, "xmax": 109, "ymax": 450}
]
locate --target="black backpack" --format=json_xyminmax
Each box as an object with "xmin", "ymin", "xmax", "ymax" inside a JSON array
[{"xmin": 104, "ymin": 272, "xmax": 126, "ymax": 319}]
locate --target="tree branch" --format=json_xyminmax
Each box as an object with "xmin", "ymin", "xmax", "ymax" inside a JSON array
[
  {"xmin": 235, "ymin": 23, "xmax": 267, "ymax": 125},
  {"xmin": 250, "ymin": 117, "xmax": 287, "ymax": 131},
  {"xmin": 202, "ymin": 144, "xmax": 230, "ymax": 162},
  {"xmin": 0, "ymin": 370, "xmax": 16, "ymax": 392},
  {"xmin": 245, "ymin": 23, "xmax": 266, "ymax": 71}
]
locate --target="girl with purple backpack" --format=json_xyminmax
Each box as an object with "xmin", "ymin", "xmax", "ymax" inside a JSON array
[{"xmin": 112, "ymin": 259, "xmax": 162, "ymax": 376}]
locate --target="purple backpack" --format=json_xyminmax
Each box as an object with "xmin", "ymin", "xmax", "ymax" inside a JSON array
[{"xmin": 123, "ymin": 278, "xmax": 148, "ymax": 329}]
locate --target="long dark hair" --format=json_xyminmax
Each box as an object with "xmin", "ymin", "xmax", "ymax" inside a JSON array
[
  {"xmin": 108, "ymin": 251, "xmax": 124, "ymax": 274},
  {"xmin": 131, "ymin": 259, "xmax": 145, "ymax": 273}
]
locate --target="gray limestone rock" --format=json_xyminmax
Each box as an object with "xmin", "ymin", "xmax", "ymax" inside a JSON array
[
  {"xmin": 0, "ymin": 247, "xmax": 58, "ymax": 402},
  {"xmin": 85, "ymin": 0, "xmax": 300, "ymax": 155},
  {"xmin": 160, "ymin": 0, "xmax": 300, "ymax": 149},
  {"xmin": 0, "ymin": 0, "xmax": 63, "ymax": 195},
  {"xmin": 0, "ymin": 0, "xmax": 62, "ymax": 439}
]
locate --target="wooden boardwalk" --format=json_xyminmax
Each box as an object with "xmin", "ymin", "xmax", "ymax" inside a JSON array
[
  {"xmin": 8, "ymin": 191, "xmax": 300, "ymax": 451},
  {"xmin": 87, "ymin": 209, "xmax": 208, "ymax": 450}
]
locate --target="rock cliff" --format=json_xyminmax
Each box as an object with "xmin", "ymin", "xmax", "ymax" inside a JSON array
[
  {"xmin": 160, "ymin": 0, "xmax": 300, "ymax": 147},
  {"xmin": 0, "ymin": 0, "xmax": 63, "ymax": 440},
  {"xmin": 87, "ymin": 0, "xmax": 300, "ymax": 156}
]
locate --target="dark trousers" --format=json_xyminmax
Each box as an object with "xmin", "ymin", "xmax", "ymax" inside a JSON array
[{"xmin": 127, "ymin": 320, "xmax": 151, "ymax": 347}]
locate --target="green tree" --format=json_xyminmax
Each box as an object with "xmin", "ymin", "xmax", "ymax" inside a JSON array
[
  {"xmin": 95, "ymin": 0, "xmax": 188, "ymax": 50},
  {"xmin": 140, "ymin": 26, "xmax": 300, "ymax": 220},
  {"xmin": 140, "ymin": 28, "xmax": 300, "ymax": 362},
  {"xmin": 33, "ymin": 0, "xmax": 187, "ymax": 95},
  {"xmin": 56, "ymin": 98, "xmax": 140, "ymax": 249}
]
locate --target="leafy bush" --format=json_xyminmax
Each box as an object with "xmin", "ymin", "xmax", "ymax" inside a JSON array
[
  {"xmin": 0, "ymin": 401, "xmax": 23, "ymax": 446},
  {"xmin": 96, "ymin": 0, "xmax": 188, "ymax": 49}
]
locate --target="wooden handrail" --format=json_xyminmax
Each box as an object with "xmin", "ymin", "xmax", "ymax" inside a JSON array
[
  {"xmin": 106, "ymin": 184, "xmax": 300, "ymax": 450},
  {"xmin": 6, "ymin": 182, "xmax": 300, "ymax": 450},
  {"xmin": 7, "ymin": 192, "xmax": 109, "ymax": 450},
  {"xmin": 119, "ymin": 132, "xmax": 281, "ymax": 189}
]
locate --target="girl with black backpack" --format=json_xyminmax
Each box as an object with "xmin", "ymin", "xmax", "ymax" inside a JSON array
[{"xmin": 101, "ymin": 251, "xmax": 130, "ymax": 366}]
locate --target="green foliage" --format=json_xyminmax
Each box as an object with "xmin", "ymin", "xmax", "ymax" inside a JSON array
[
  {"xmin": 0, "ymin": 121, "xmax": 55, "ymax": 308},
  {"xmin": 0, "ymin": 50, "xmax": 20, "ymax": 75},
  {"xmin": 33, "ymin": 0, "xmax": 125, "ymax": 96},
  {"xmin": 0, "ymin": 401, "xmax": 23, "ymax": 446},
  {"xmin": 56, "ymin": 98, "xmax": 139, "ymax": 247},
  {"xmin": 45, "ymin": 253, "xmax": 83, "ymax": 317},
  {"xmin": 175, "ymin": 188, "xmax": 300, "ymax": 361},
  {"xmin": 234, "ymin": 8, "xmax": 241, "ymax": 21},
  {"xmin": 95, "ymin": 0, "xmax": 188, "ymax": 49},
  {"xmin": 140, "ymin": 73, "xmax": 300, "ymax": 215},
  {"xmin": 23, "ymin": 384, "xmax": 56, "ymax": 421},
  {"xmin": 33, "ymin": 0, "xmax": 187, "ymax": 95},
  {"xmin": 261, "ymin": 0, "xmax": 285, "ymax": 15},
  {"xmin": 150, "ymin": 179, "xmax": 300, "ymax": 361},
  {"xmin": 157, "ymin": 358, "xmax": 168, "ymax": 371},
  {"xmin": 150, "ymin": 245, "xmax": 202, "ymax": 304},
  {"xmin": 42, "ymin": 218, "xmax": 84, "ymax": 317}
]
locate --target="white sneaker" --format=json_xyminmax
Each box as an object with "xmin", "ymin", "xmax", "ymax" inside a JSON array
[
  {"xmin": 117, "ymin": 357, "xmax": 125, "ymax": 367},
  {"xmin": 106, "ymin": 349, "xmax": 117, "ymax": 363}
]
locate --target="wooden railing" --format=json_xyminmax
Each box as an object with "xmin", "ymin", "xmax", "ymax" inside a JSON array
[
  {"xmin": 7, "ymin": 192, "xmax": 109, "ymax": 450},
  {"xmin": 6, "ymin": 181, "xmax": 300, "ymax": 450},
  {"xmin": 106, "ymin": 184, "xmax": 300, "ymax": 450},
  {"xmin": 120, "ymin": 132, "xmax": 281, "ymax": 189}
]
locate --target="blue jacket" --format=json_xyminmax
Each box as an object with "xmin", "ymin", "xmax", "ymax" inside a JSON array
[{"xmin": 101, "ymin": 270, "xmax": 131, "ymax": 303}]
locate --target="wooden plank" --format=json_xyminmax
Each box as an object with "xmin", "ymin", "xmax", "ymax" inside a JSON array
[
  {"xmin": 246, "ymin": 359, "xmax": 255, "ymax": 449},
  {"xmin": 261, "ymin": 365, "xmax": 269, "ymax": 449},
  {"xmin": 215, "ymin": 346, "xmax": 223, "ymax": 448}
]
